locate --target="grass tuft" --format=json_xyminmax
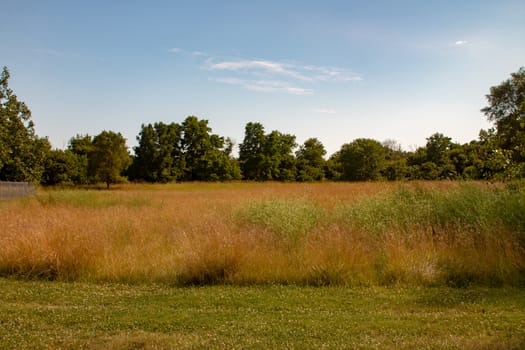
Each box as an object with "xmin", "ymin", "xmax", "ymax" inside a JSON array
[{"xmin": 235, "ymin": 198, "xmax": 323, "ymax": 246}]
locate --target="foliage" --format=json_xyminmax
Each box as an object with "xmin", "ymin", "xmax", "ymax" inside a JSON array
[
  {"xmin": 0, "ymin": 67, "xmax": 50, "ymax": 182},
  {"xmin": 482, "ymin": 67, "xmax": 525, "ymax": 166},
  {"xmin": 41, "ymin": 149, "xmax": 85, "ymax": 185},
  {"xmin": 239, "ymin": 122, "xmax": 298, "ymax": 181},
  {"xmin": 88, "ymin": 131, "xmax": 131, "ymax": 189},
  {"xmin": 129, "ymin": 122, "xmax": 183, "ymax": 182},
  {"xmin": 262, "ymin": 130, "xmax": 297, "ymax": 181},
  {"xmin": 180, "ymin": 116, "xmax": 241, "ymax": 181},
  {"xmin": 338, "ymin": 138, "xmax": 387, "ymax": 181},
  {"xmin": 296, "ymin": 137, "xmax": 326, "ymax": 181},
  {"xmin": 3, "ymin": 66, "xmax": 525, "ymax": 183},
  {"xmin": 238, "ymin": 122, "xmax": 267, "ymax": 180},
  {"xmin": 381, "ymin": 139, "xmax": 409, "ymax": 180}
]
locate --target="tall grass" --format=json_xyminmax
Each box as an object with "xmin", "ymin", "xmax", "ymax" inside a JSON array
[{"xmin": 0, "ymin": 182, "xmax": 523, "ymax": 286}]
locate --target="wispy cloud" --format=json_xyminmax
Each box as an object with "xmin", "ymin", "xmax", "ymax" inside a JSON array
[
  {"xmin": 170, "ymin": 48, "xmax": 361, "ymax": 95},
  {"xmin": 211, "ymin": 77, "xmax": 313, "ymax": 95},
  {"xmin": 206, "ymin": 59, "xmax": 362, "ymax": 83}
]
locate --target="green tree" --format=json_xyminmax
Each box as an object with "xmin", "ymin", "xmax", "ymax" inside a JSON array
[
  {"xmin": 338, "ymin": 138, "xmax": 386, "ymax": 181},
  {"xmin": 262, "ymin": 130, "xmax": 297, "ymax": 181},
  {"xmin": 426, "ymin": 133, "xmax": 457, "ymax": 179},
  {"xmin": 239, "ymin": 122, "xmax": 266, "ymax": 180},
  {"xmin": 381, "ymin": 139, "xmax": 408, "ymax": 180},
  {"xmin": 67, "ymin": 134, "xmax": 93, "ymax": 184},
  {"xmin": 425, "ymin": 133, "xmax": 454, "ymax": 165},
  {"xmin": 239, "ymin": 122, "xmax": 297, "ymax": 181},
  {"xmin": 464, "ymin": 129, "xmax": 513, "ymax": 180},
  {"xmin": 89, "ymin": 131, "xmax": 131, "ymax": 189},
  {"xmin": 130, "ymin": 122, "xmax": 183, "ymax": 182},
  {"xmin": 0, "ymin": 66, "xmax": 50, "ymax": 182},
  {"xmin": 408, "ymin": 133, "xmax": 457, "ymax": 180},
  {"xmin": 296, "ymin": 138, "xmax": 326, "ymax": 181},
  {"xmin": 42, "ymin": 149, "xmax": 84, "ymax": 185},
  {"xmin": 324, "ymin": 151, "xmax": 342, "ymax": 180},
  {"xmin": 481, "ymin": 67, "xmax": 525, "ymax": 176},
  {"xmin": 180, "ymin": 116, "xmax": 240, "ymax": 181}
]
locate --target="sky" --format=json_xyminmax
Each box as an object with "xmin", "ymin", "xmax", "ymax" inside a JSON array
[{"xmin": 2, "ymin": 0, "xmax": 525, "ymax": 156}]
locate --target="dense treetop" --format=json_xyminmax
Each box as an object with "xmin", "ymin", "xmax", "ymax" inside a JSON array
[{"xmin": 1, "ymin": 66, "xmax": 524, "ymax": 185}]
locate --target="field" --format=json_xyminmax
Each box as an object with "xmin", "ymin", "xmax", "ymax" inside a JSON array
[
  {"xmin": 1, "ymin": 181, "xmax": 524, "ymax": 286},
  {"xmin": 1, "ymin": 181, "xmax": 525, "ymax": 348},
  {"xmin": 1, "ymin": 279, "xmax": 524, "ymax": 349}
]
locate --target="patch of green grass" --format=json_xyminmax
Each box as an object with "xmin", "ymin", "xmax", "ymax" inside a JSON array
[
  {"xmin": 0, "ymin": 278, "xmax": 524, "ymax": 349},
  {"xmin": 338, "ymin": 182, "xmax": 525, "ymax": 237},
  {"xmin": 235, "ymin": 198, "xmax": 324, "ymax": 244},
  {"xmin": 35, "ymin": 190, "xmax": 151, "ymax": 208}
]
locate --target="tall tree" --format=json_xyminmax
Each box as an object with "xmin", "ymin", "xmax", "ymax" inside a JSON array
[
  {"xmin": 338, "ymin": 138, "xmax": 386, "ymax": 181},
  {"xmin": 130, "ymin": 122, "xmax": 182, "ymax": 182},
  {"xmin": 180, "ymin": 116, "xmax": 240, "ymax": 181},
  {"xmin": 481, "ymin": 67, "xmax": 525, "ymax": 175},
  {"xmin": 67, "ymin": 134, "xmax": 93, "ymax": 184},
  {"xmin": 89, "ymin": 131, "xmax": 131, "ymax": 189},
  {"xmin": 408, "ymin": 133, "xmax": 458, "ymax": 180},
  {"xmin": 181, "ymin": 116, "xmax": 213, "ymax": 180},
  {"xmin": 381, "ymin": 139, "xmax": 408, "ymax": 180},
  {"xmin": 0, "ymin": 66, "xmax": 50, "ymax": 182},
  {"xmin": 42, "ymin": 149, "xmax": 85, "ymax": 185},
  {"xmin": 239, "ymin": 122, "xmax": 266, "ymax": 180},
  {"xmin": 296, "ymin": 138, "xmax": 326, "ymax": 181},
  {"xmin": 262, "ymin": 130, "xmax": 297, "ymax": 181}
]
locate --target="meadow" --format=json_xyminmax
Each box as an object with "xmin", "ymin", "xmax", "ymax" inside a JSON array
[
  {"xmin": 1, "ymin": 182, "xmax": 525, "ymax": 348},
  {"xmin": 1, "ymin": 181, "xmax": 524, "ymax": 286}
]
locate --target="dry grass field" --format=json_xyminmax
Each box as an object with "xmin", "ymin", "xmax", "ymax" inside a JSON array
[{"xmin": 1, "ymin": 181, "xmax": 524, "ymax": 287}]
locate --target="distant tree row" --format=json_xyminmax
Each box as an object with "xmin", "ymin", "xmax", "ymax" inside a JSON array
[{"xmin": 1, "ymin": 66, "xmax": 524, "ymax": 187}]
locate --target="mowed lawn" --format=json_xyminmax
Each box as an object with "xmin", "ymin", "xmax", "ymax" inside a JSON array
[{"xmin": 1, "ymin": 278, "xmax": 524, "ymax": 349}]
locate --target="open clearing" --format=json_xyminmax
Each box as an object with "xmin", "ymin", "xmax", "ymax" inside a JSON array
[{"xmin": 1, "ymin": 278, "xmax": 524, "ymax": 349}]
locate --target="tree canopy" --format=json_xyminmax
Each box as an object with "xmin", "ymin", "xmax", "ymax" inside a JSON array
[
  {"xmin": 89, "ymin": 131, "xmax": 131, "ymax": 189},
  {"xmin": 0, "ymin": 67, "xmax": 50, "ymax": 183},
  {"xmin": 2, "ymin": 66, "xmax": 525, "ymax": 185},
  {"xmin": 482, "ymin": 67, "xmax": 525, "ymax": 176}
]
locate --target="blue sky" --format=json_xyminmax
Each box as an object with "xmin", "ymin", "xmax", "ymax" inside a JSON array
[{"xmin": 2, "ymin": 0, "xmax": 524, "ymax": 156}]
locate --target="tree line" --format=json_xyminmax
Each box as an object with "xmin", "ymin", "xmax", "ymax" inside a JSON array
[{"xmin": 1, "ymin": 66, "xmax": 524, "ymax": 187}]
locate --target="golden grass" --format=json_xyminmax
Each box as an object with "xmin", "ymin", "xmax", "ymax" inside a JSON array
[{"xmin": 0, "ymin": 181, "xmax": 523, "ymax": 286}]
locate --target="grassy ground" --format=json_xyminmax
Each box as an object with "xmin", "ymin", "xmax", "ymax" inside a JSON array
[
  {"xmin": 1, "ymin": 278, "xmax": 524, "ymax": 349},
  {"xmin": 1, "ymin": 182, "xmax": 524, "ymax": 348}
]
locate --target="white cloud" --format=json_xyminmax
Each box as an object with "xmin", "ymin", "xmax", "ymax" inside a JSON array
[
  {"xmin": 454, "ymin": 40, "xmax": 469, "ymax": 46},
  {"xmin": 211, "ymin": 77, "xmax": 313, "ymax": 95},
  {"xmin": 206, "ymin": 59, "xmax": 362, "ymax": 83},
  {"xmin": 172, "ymin": 49, "xmax": 361, "ymax": 95},
  {"xmin": 207, "ymin": 59, "xmax": 308, "ymax": 81}
]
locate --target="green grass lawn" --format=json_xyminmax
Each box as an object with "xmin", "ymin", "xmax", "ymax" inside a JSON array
[{"xmin": 1, "ymin": 279, "xmax": 524, "ymax": 349}]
